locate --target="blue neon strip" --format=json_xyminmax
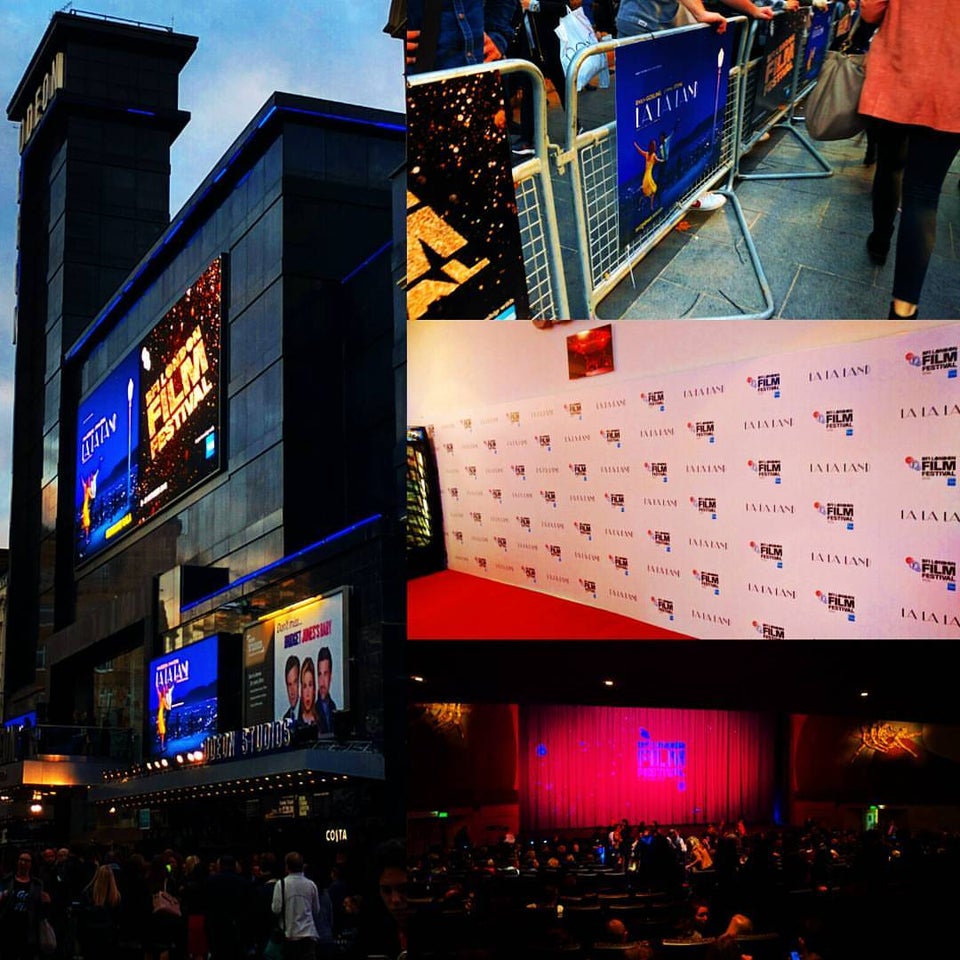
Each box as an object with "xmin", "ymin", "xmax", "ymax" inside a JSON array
[
  {"xmin": 180, "ymin": 513, "xmax": 383, "ymax": 613},
  {"xmin": 340, "ymin": 241, "xmax": 392, "ymax": 285},
  {"xmin": 126, "ymin": 108, "xmax": 156, "ymax": 116},
  {"xmin": 65, "ymin": 103, "xmax": 401, "ymax": 363}
]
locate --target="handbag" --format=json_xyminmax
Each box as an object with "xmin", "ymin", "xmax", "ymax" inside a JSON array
[
  {"xmin": 261, "ymin": 876, "xmax": 287, "ymax": 960},
  {"xmin": 39, "ymin": 918, "xmax": 57, "ymax": 956},
  {"xmin": 152, "ymin": 887, "xmax": 182, "ymax": 918},
  {"xmin": 554, "ymin": 7, "xmax": 611, "ymax": 93},
  {"xmin": 803, "ymin": 47, "xmax": 866, "ymax": 140}
]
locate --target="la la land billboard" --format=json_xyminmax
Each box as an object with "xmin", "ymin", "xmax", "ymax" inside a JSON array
[{"xmin": 75, "ymin": 257, "xmax": 223, "ymax": 563}]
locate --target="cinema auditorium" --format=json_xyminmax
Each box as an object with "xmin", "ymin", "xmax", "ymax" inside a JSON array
[{"xmin": 1, "ymin": 10, "xmax": 404, "ymax": 861}]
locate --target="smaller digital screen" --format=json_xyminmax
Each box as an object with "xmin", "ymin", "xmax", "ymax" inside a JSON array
[
  {"xmin": 4, "ymin": 711, "xmax": 37, "ymax": 729},
  {"xmin": 147, "ymin": 634, "xmax": 219, "ymax": 759}
]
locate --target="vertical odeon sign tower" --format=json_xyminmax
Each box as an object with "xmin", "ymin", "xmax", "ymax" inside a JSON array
[{"xmin": 5, "ymin": 12, "xmax": 197, "ymax": 694}]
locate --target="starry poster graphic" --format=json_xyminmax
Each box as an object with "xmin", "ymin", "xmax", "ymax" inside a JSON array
[
  {"xmin": 406, "ymin": 72, "xmax": 531, "ymax": 320},
  {"xmin": 616, "ymin": 27, "xmax": 734, "ymax": 251}
]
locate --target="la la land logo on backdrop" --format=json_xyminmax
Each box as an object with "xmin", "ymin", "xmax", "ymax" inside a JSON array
[
  {"xmin": 748, "ymin": 459, "xmax": 782, "ymax": 483},
  {"xmin": 905, "ymin": 557, "xmax": 957, "ymax": 592},
  {"xmin": 747, "ymin": 373, "xmax": 781, "ymax": 397},
  {"xmin": 813, "ymin": 409, "xmax": 854, "ymax": 436},
  {"xmin": 905, "ymin": 344, "xmax": 957, "ymax": 378},
  {"xmin": 816, "ymin": 589, "xmax": 856, "ymax": 622},
  {"xmin": 905, "ymin": 454, "xmax": 957, "ymax": 487},
  {"xmin": 752, "ymin": 619, "xmax": 786, "ymax": 640},
  {"xmin": 814, "ymin": 501, "xmax": 854, "ymax": 531}
]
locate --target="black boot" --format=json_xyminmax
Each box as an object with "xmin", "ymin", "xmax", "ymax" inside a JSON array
[{"xmin": 866, "ymin": 233, "xmax": 889, "ymax": 266}]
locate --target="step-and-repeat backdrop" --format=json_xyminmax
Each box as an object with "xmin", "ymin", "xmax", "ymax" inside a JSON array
[{"xmin": 427, "ymin": 326, "xmax": 958, "ymax": 639}]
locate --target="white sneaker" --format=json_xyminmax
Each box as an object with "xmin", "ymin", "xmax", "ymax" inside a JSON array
[{"xmin": 691, "ymin": 192, "xmax": 726, "ymax": 212}]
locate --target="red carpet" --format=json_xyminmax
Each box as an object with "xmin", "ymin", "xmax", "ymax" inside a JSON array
[{"xmin": 408, "ymin": 570, "xmax": 693, "ymax": 640}]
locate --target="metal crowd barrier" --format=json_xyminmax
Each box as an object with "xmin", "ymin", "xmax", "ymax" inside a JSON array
[
  {"xmin": 560, "ymin": 19, "xmax": 773, "ymax": 320},
  {"xmin": 406, "ymin": 60, "xmax": 569, "ymax": 321},
  {"xmin": 735, "ymin": 9, "xmax": 831, "ymax": 181}
]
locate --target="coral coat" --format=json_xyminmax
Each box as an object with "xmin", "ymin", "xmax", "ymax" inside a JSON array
[{"xmin": 858, "ymin": 0, "xmax": 960, "ymax": 133}]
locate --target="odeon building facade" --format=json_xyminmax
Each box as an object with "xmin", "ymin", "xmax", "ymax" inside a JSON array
[{"xmin": 0, "ymin": 11, "xmax": 405, "ymax": 859}]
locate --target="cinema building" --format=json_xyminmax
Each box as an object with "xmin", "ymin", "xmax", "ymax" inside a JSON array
[{"xmin": 1, "ymin": 11, "xmax": 405, "ymax": 856}]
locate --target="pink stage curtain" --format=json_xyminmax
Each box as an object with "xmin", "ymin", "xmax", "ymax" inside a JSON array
[{"xmin": 520, "ymin": 705, "xmax": 776, "ymax": 831}]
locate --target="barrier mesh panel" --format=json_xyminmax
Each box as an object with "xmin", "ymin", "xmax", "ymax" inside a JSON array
[{"xmin": 516, "ymin": 173, "xmax": 557, "ymax": 321}]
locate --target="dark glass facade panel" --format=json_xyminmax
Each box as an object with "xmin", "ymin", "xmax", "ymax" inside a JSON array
[
  {"xmin": 43, "ymin": 369, "xmax": 60, "ymax": 433},
  {"xmin": 229, "ymin": 279, "xmax": 282, "ymax": 389},
  {"xmin": 42, "ymin": 427, "xmax": 59, "ymax": 487}
]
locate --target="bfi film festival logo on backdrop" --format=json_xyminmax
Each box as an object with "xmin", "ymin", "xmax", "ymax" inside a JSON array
[
  {"xmin": 442, "ymin": 442, "xmax": 454, "ymax": 455},
  {"xmin": 814, "ymin": 501, "xmax": 854, "ymax": 530},
  {"xmin": 465, "ymin": 465, "xmax": 477, "ymax": 478},
  {"xmin": 650, "ymin": 596, "xmax": 675, "ymax": 621},
  {"xmin": 470, "ymin": 511, "xmax": 483, "ymax": 525},
  {"xmin": 484, "ymin": 439, "xmax": 498, "ymax": 455},
  {"xmin": 569, "ymin": 462, "xmax": 589, "ymax": 481},
  {"xmin": 564, "ymin": 402, "xmax": 583, "ymax": 419},
  {"xmin": 905, "ymin": 557, "xmax": 957, "ymax": 592},
  {"xmin": 522, "ymin": 566, "xmax": 537, "ymax": 583},
  {"xmin": 752, "ymin": 619, "xmax": 786, "ymax": 639},
  {"xmin": 451, "ymin": 530, "xmax": 464, "ymax": 544},
  {"xmin": 508, "ymin": 411, "xmax": 521, "ymax": 425},
  {"xmin": 474, "ymin": 556, "xmax": 487, "ymax": 571},
  {"xmin": 816, "ymin": 589, "xmax": 856, "ymax": 622},
  {"xmin": 750, "ymin": 540, "xmax": 784, "ymax": 568},
  {"xmin": 644, "ymin": 461, "xmax": 669, "ymax": 483},
  {"xmin": 535, "ymin": 433, "xmax": 552, "ymax": 450},
  {"xmin": 540, "ymin": 489, "xmax": 558, "ymax": 508},
  {"xmin": 447, "ymin": 486, "xmax": 460, "ymax": 501},
  {"xmin": 575, "ymin": 521, "xmax": 593, "ymax": 540},
  {"xmin": 489, "ymin": 488, "xmax": 502, "ymax": 502},
  {"xmin": 460, "ymin": 418, "xmax": 473, "ymax": 431},
  {"xmin": 579, "ymin": 578, "xmax": 598, "ymax": 599},
  {"xmin": 905, "ymin": 454, "xmax": 957, "ymax": 487},
  {"xmin": 494, "ymin": 536, "xmax": 508, "ymax": 551},
  {"xmin": 746, "ymin": 372, "xmax": 781, "ymax": 397},
  {"xmin": 605, "ymin": 491, "xmax": 627, "ymax": 512},
  {"xmin": 511, "ymin": 464, "xmax": 527, "ymax": 480},
  {"xmin": 692, "ymin": 569, "xmax": 721, "ymax": 595},
  {"xmin": 688, "ymin": 420, "xmax": 716, "ymax": 442},
  {"xmin": 600, "ymin": 428, "xmax": 622, "ymax": 447},
  {"xmin": 748, "ymin": 459, "xmax": 782, "ymax": 483},
  {"xmin": 641, "ymin": 389, "xmax": 666, "ymax": 411},
  {"xmin": 609, "ymin": 554, "xmax": 630, "ymax": 576},
  {"xmin": 516, "ymin": 515, "xmax": 532, "ymax": 532},
  {"xmin": 813, "ymin": 408, "xmax": 854, "ymax": 436},
  {"xmin": 545, "ymin": 544, "xmax": 563, "ymax": 562},
  {"xmin": 905, "ymin": 344, "xmax": 958, "ymax": 378},
  {"xmin": 690, "ymin": 495, "xmax": 718, "ymax": 520},
  {"xmin": 648, "ymin": 529, "xmax": 672, "ymax": 552}
]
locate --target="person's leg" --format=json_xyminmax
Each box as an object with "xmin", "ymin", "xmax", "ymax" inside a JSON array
[
  {"xmin": 891, "ymin": 126, "xmax": 960, "ymax": 314},
  {"xmin": 867, "ymin": 118, "xmax": 908, "ymax": 265}
]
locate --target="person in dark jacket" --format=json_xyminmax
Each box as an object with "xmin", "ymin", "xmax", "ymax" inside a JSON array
[{"xmin": 0, "ymin": 850, "xmax": 51, "ymax": 960}]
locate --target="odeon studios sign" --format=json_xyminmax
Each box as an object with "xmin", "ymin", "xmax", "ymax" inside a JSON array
[
  {"xmin": 17, "ymin": 52, "xmax": 65, "ymax": 153},
  {"xmin": 202, "ymin": 718, "xmax": 293, "ymax": 763}
]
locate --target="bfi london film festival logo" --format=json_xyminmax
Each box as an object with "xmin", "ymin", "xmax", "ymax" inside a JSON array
[
  {"xmin": 540, "ymin": 489, "xmax": 558, "ymax": 508},
  {"xmin": 470, "ymin": 511, "xmax": 483, "ymax": 525},
  {"xmin": 752, "ymin": 620, "xmax": 786, "ymax": 639},
  {"xmin": 750, "ymin": 541, "xmax": 784, "ymax": 568},
  {"xmin": 748, "ymin": 459, "xmax": 782, "ymax": 483},
  {"xmin": 641, "ymin": 389, "xmax": 666, "ymax": 411},
  {"xmin": 813, "ymin": 408, "xmax": 854, "ymax": 437},
  {"xmin": 460, "ymin": 418, "xmax": 473, "ymax": 431},
  {"xmin": 905, "ymin": 557, "xmax": 957, "ymax": 593},
  {"xmin": 507, "ymin": 411, "xmax": 521, "ymax": 426},
  {"xmin": 600, "ymin": 428, "xmax": 622, "ymax": 448},
  {"xmin": 816, "ymin": 589, "xmax": 856, "ymax": 622},
  {"xmin": 489, "ymin": 488, "xmax": 502, "ymax": 503},
  {"xmin": 575, "ymin": 521, "xmax": 593, "ymax": 541},
  {"xmin": 692, "ymin": 569, "xmax": 720, "ymax": 595},
  {"xmin": 447, "ymin": 486, "xmax": 460, "ymax": 501},
  {"xmin": 648, "ymin": 529, "xmax": 672, "ymax": 552},
  {"xmin": 605, "ymin": 491, "xmax": 626, "ymax": 512},
  {"xmin": 814, "ymin": 501, "xmax": 854, "ymax": 531},
  {"xmin": 516, "ymin": 515, "xmax": 532, "ymax": 532},
  {"xmin": 474, "ymin": 556, "xmax": 487, "ymax": 572},
  {"xmin": 579, "ymin": 578, "xmax": 598, "ymax": 599},
  {"xmin": 609, "ymin": 554, "xmax": 630, "ymax": 576},
  {"xmin": 650, "ymin": 596, "xmax": 675, "ymax": 621},
  {"xmin": 545, "ymin": 543, "xmax": 563, "ymax": 562},
  {"xmin": 511, "ymin": 464, "xmax": 527, "ymax": 480},
  {"xmin": 905, "ymin": 454, "xmax": 957, "ymax": 488},
  {"xmin": 484, "ymin": 439, "xmax": 498, "ymax": 454},
  {"xmin": 494, "ymin": 536, "xmax": 508, "ymax": 552},
  {"xmin": 535, "ymin": 433, "xmax": 552, "ymax": 451},
  {"xmin": 688, "ymin": 420, "xmax": 716, "ymax": 443},
  {"xmin": 564, "ymin": 402, "xmax": 583, "ymax": 419},
  {"xmin": 747, "ymin": 372, "xmax": 781, "ymax": 398},
  {"xmin": 522, "ymin": 565, "xmax": 537, "ymax": 583},
  {"xmin": 569, "ymin": 462, "xmax": 589, "ymax": 481},
  {"xmin": 644, "ymin": 461, "xmax": 669, "ymax": 483},
  {"xmin": 690, "ymin": 495, "xmax": 718, "ymax": 520},
  {"xmin": 905, "ymin": 344, "xmax": 958, "ymax": 378}
]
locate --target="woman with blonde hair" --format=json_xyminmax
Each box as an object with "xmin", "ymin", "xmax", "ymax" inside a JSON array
[
  {"xmin": 687, "ymin": 835, "xmax": 714, "ymax": 871},
  {"xmin": 78, "ymin": 863, "xmax": 121, "ymax": 959}
]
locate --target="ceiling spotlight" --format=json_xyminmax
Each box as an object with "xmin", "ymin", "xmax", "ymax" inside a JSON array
[
  {"xmin": 29, "ymin": 802, "xmax": 43, "ymax": 814},
  {"xmin": 411, "ymin": 675, "xmax": 425, "ymax": 683},
  {"xmin": 860, "ymin": 690, "xmax": 869, "ymax": 698},
  {"xmin": 176, "ymin": 754, "xmax": 184, "ymax": 764},
  {"xmin": 108, "ymin": 806, "xmax": 117, "ymax": 815},
  {"xmin": 146, "ymin": 762, "xmax": 153, "ymax": 771},
  {"xmin": 160, "ymin": 758, "xmax": 169, "ymax": 768},
  {"xmin": 603, "ymin": 679, "xmax": 614, "ymax": 687}
]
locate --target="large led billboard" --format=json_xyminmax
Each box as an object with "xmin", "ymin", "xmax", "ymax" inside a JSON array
[
  {"xmin": 243, "ymin": 588, "xmax": 349, "ymax": 733},
  {"xmin": 76, "ymin": 257, "xmax": 223, "ymax": 563},
  {"xmin": 148, "ymin": 634, "xmax": 219, "ymax": 759}
]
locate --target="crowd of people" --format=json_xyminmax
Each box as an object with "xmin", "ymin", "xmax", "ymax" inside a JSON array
[
  {"xmin": 401, "ymin": 818, "xmax": 960, "ymax": 958},
  {"xmin": 0, "ymin": 839, "xmax": 408, "ymax": 960},
  {"xmin": 398, "ymin": 0, "xmax": 959, "ymax": 319}
]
